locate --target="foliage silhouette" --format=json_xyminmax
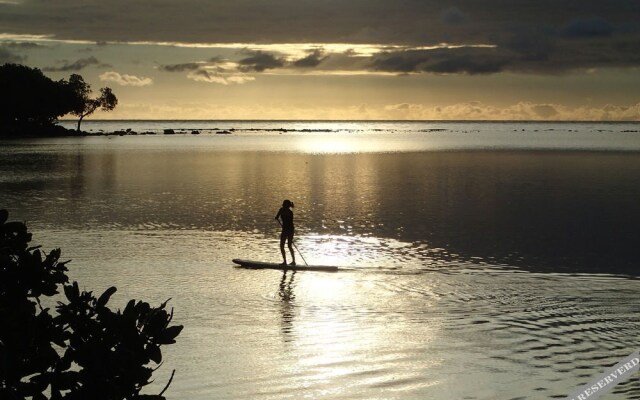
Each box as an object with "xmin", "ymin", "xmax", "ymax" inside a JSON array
[
  {"xmin": 67, "ymin": 74, "xmax": 117, "ymax": 132},
  {"xmin": 0, "ymin": 209, "xmax": 182, "ymax": 400},
  {"xmin": 0, "ymin": 64, "xmax": 117, "ymax": 136},
  {"xmin": 0, "ymin": 64, "xmax": 70, "ymax": 128}
]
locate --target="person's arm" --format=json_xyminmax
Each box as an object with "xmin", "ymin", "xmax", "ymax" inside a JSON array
[{"xmin": 275, "ymin": 208, "xmax": 282, "ymax": 220}]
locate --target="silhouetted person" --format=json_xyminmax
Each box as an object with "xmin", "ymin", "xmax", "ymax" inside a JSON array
[{"xmin": 275, "ymin": 200, "xmax": 296, "ymax": 266}]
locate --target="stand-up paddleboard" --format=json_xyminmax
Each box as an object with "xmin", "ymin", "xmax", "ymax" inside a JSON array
[{"xmin": 232, "ymin": 259, "xmax": 338, "ymax": 272}]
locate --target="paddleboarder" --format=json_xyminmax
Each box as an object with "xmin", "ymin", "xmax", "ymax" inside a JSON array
[{"xmin": 275, "ymin": 200, "xmax": 296, "ymax": 266}]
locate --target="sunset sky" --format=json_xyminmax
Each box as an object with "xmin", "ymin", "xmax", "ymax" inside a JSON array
[{"xmin": 1, "ymin": 0, "xmax": 639, "ymax": 120}]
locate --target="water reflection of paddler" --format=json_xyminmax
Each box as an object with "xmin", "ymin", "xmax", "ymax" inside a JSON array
[
  {"xmin": 279, "ymin": 270, "xmax": 296, "ymax": 302},
  {"xmin": 278, "ymin": 270, "xmax": 296, "ymax": 342},
  {"xmin": 275, "ymin": 199, "xmax": 296, "ymax": 266}
]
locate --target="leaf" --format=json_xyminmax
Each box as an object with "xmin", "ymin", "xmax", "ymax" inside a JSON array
[
  {"xmin": 58, "ymin": 349, "xmax": 73, "ymax": 370},
  {"xmin": 123, "ymin": 299, "xmax": 136, "ymax": 317},
  {"xmin": 158, "ymin": 325, "xmax": 183, "ymax": 344},
  {"xmin": 136, "ymin": 301, "xmax": 151, "ymax": 316},
  {"xmin": 29, "ymin": 373, "xmax": 50, "ymax": 393},
  {"xmin": 148, "ymin": 343, "xmax": 162, "ymax": 364},
  {"xmin": 42, "ymin": 284, "xmax": 58, "ymax": 297},
  {"xmin": 145, "ymin": 309, "xmax": 169, "ymax": 336},
  {"xmin": 63, "ymin": 282, "xmax": 79, "ymax": 302},
  {"xmin": 97, "ymin": 286, "xmax": 117, "ymax": 308},
  {"xmin": 158, "ymin": 298, "xmax": 172, "ymax": 310},
  {"xmin": 45, "ymin": 248, "xmax": 61, "ymax": 263}
]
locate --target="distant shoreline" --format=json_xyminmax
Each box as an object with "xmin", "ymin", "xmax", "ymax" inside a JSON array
[
  {"xmin": 4, "ymin": 121, "xmax": 640, "ymax": 153},
  {"xmin": 3, "ymin": 120, "xmax": 639, "ymax": 140},
  {"xmin": 58, "ymin": 119, "xmax": 640, "ymax": 124},
  {"xmin": 52, "ymin": 119, "xmax": 640, "ymax": 137}
]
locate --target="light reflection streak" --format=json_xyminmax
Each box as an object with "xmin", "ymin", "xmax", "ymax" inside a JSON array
[
  {"xmin": 264, "ymin": 233, "xmax": 445, "ymax": 397},
  {"xmin": 293, "ymin": 133, "xmax": 390, "ymax": 154},
  {"xmin": 295, "ymin": 234, "xmax": 418, "ymax": 268},
  {"xmin": 278, "ymin": 271, "xmax": 296, "ymax": 343},
  {"xmin": 279, "ymin": 266, "xmax": 443, "ymax": 396}
]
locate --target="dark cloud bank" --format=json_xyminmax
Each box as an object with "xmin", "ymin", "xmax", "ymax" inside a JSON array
[
  {"xmin": 43, "ymin": 56, "xmax": 110, "ymax": 72},
  {"xmin": 237, "ymin": 50, "xmax": 285, "ymax": 72},
  {"xmin": 3, "ymin": 0, "xmax": 639, "ymax": 74}
]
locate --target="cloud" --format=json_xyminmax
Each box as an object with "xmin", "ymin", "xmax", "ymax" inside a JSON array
[
  {"xmin": 208, "ymin": 56, "xmax": 224, "ymax": 63},
  {"xmin": 157, "ymin": 57, "xmax": 254, "ymax": 84},
  {"xmin": 426, "ymin": 54, "xmax": 509, "ymax": 74},
  {"xmin": 43, "ymin": 56, "xmax": 108, "ymax": 71},
  {"xmin": 0, "ymin": 46, "xmax": 25, "ymax": 63},
  {"xmin": 293, "ymin": 48, "xmax": 327, "ymax": 67},
  {"xmin": 1, "ymin": 1, "xmax": 635, "ymax": 45},
  {"xmin": 158, "ymin": 62, "xmax": 202, "ymax": 72},
  {"xmin": 237, "ymin": 50, "xmax": 285, "ymax": 72},
  {"xmin": 95, "ymin": 99, "xmax": 640, "ymax": 121},
  {"xmin": 99, "ymin": 71, "xmax": 153, "ymax": 86},
  {"xmin": 186, "ymin": 68, "xmax": 254, "ymax": 85},
  {"xmin": 378, "ymin": 101, "xmax": 640, "ymax": 121},
  {"xmin": 596, "ymin": 103, "xmax": 640, "ymax": 121},
  {"xmin": 371, "ymin": 47, "xmax": 510, "ymax": 75},
  {"xmin": 187, "ymin": 69, "xmax": 227, "ymax": 84},
  {"xmin": 370, "ymin": 50, "xmax": 429, "ymax": 73},
  {"xmin": 1, "ymin": 1, "xmax": 639, "ymax": 75},
  {"xmin": 311, "ymin": 50, "xmax": 373, "ymax": 72},
  {"xmin": 531, "ymin": 104, "xmax": 559, "ymax": 119},
  {"xmin": 0, "ymin": 40, "xmax": 46, "ymax": 64},
  {"xmin": 2, "ymin": 41, "xmax": 46, "ymax": 49}
]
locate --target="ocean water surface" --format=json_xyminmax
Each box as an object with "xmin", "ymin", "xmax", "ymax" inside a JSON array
[{"xmin": 2, "ymin": 121, "xmax": 640, "ymax": 399}]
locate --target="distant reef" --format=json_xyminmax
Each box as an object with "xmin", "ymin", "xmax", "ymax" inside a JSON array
[{"xmin": 0, "ymin": 125, "xmax": 240, "ymax": 138}]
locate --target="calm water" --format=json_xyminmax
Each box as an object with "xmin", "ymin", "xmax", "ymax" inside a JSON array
[{"xmin": 2, "ymin": 121, "xmax": 640, "ymax": 399}]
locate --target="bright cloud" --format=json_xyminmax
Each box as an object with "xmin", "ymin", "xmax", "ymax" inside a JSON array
[
  {"xmin": 381, "ymin": 102, "xmax": 640, "ymax": 121},
  {"xmin": 101, "ymin": 100, "xmax": 640, "ymax": 121},
  {"xmin": 99, "ymin": 71, "xmax": 153, "ymax": 86}
]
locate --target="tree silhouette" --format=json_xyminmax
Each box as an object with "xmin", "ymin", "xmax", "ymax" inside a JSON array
[
  {"xmin": 0, "ymin": 209, "xmax": 182, "ymax": 400},
  {"xmin": 67, "ymin": 74, "xmax": 118, "ymax": 132},
  {"xmin": 0, "ymin": 64, "xmax": 71, "ymax": 127},
  {"xmin": 0, "ymin": 64, "xmax": 118, "ymax": 136}
]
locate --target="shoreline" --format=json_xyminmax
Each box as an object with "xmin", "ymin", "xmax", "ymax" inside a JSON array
[{"xmin": 57, "ymin": 118, "xmax": 640, "ymax": 124}]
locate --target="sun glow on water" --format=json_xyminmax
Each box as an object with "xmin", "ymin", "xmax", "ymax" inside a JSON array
[
  {"xmin": 299, "ymin": 234, "xmax": 370, "ymax": 266},
  {"xmin": 295, "ymin": 136, "xmax": 360, "ymax": 154},
  {"xmin": 293, "ymin": 133, "xmax": 402, "ymax": 154},
  {"xmin": 284, "ymin": 121, "xmax": 387, "ymax": 154},
  {"xmin": 296, "ymin": 234, "xmax": 416, "ymax": 269}
]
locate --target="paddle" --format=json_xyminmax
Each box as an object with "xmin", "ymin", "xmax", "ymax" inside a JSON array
[{"xmin": 276, "ymin": 219, "xmax": 309, "ymax": 266}]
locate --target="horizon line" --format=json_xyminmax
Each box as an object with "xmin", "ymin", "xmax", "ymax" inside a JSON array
[{"xmin": 58, "ymin": 119, "xmax": 640, "ymax": 123}]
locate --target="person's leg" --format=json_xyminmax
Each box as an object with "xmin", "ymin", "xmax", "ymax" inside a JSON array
[
  {"xmin": 287, "ymin": 232, "xmax": 296, "ymax": 265},
  {"xmin": 280, "ymin": 232, "xmax": 287, "ymax": 264}
]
